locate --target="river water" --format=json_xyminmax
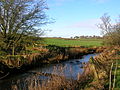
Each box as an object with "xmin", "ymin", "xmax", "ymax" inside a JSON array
[{"xmin": 0, "ymin": 54, "xmax": 97, "ymax": 90}]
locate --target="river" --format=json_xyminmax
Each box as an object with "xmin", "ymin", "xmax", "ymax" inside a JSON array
[{"xmin": 0, "ymin": 54, "xmax": 97, "ymax": 90}]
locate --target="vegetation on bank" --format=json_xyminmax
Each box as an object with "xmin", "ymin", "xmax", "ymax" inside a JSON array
[{"xmin": 0, "ymin": 45, "xmax": 102, "ymax": 72}]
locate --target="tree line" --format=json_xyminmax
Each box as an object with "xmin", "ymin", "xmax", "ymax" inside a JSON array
[{"xmin": 73, "ymin": 35, "xmax": 103, "ymax": 39}]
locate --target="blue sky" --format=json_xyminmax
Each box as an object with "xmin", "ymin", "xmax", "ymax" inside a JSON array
[{"xmin": 43, "ymin": 0, "xmax": 120, "ymax": 38}]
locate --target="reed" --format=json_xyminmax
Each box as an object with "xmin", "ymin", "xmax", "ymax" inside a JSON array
[{"xmin": 10, "ymin": 65, "xmax": 81, "ymax": 90}]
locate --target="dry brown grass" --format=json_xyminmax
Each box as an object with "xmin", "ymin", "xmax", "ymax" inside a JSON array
[
  {"xmin": 82, "ymin": 46, "xmax": 120, "ymax": 90},
  {"xmin": 10, "ymin": 65, "xmax": 81, "ymax": 90}
]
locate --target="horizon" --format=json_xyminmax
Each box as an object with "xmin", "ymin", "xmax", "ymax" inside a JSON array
[
  {"xmin": 42, "ymin": 0, "xmax": 120, "ymax": 38},
  {"xmin": 41, "ymin": 35, "xmax": 103, "ymax": 38}
]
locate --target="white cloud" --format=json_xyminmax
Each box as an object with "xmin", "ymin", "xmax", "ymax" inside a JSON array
[
  {"xmin": 66, "ymin": 19, "xmax": 101, "ymax": 29},
  {"xmin": 93, "ymin": 0, "xmax": 109, "ymax": 3},
  {"xmin": 48, "ymin": 0, "xmax": 74, "ymax": 6},
  {"xmin": 55, "ymin": 0, "xmax": 66, "ymax": 1}
]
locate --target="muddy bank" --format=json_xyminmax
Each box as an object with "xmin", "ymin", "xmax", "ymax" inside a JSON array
[{"xmin": 0, "ymin": 45, "xmax": 106, "ymax": 79}]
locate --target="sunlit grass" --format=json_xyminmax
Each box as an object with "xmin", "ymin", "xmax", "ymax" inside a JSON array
[{"xmin": 42, "ymin": 38, "xmax": 103, "ymax": 47}]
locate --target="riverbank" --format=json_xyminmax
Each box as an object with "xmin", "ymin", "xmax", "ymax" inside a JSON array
[
  {"xmin": 0, "ymin": 45, "xmax": 106, "ymax": 79},
  {"xmin": 80, "ymin": 46, "xmax": 120, "ymax": 89}
]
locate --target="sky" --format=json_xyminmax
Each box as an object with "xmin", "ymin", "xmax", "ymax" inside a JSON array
[{"xmin": 43, "ymin": 0, "xmax": 120, "ymax": 38}]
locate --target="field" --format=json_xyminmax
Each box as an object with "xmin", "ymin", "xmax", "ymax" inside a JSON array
[{"xmin": 42, "ymin": 38, "xmax": 103, "ymax": 47}]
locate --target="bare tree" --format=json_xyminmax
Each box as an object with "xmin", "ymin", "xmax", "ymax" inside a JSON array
[
  {"xmin": 98, "ymin": 14, "xmax": 120, "ymax": 46},
  {"xmin": 0, "ymin": 0, "xmax": 49, "ymax": 55}
]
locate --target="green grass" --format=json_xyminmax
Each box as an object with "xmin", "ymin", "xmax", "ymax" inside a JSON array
[
  {"xmin": 113, "ymin": 59, "xmax": 120, "ymax": 88},
  {"xmin": 41, "ymin": 38, "xmax": 103, "ymax": 47}
]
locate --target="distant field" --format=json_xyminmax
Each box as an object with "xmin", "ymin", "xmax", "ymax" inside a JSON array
[{"xmin": 41, "ymin": 38, "xmax": 103, "ymax": 47}]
